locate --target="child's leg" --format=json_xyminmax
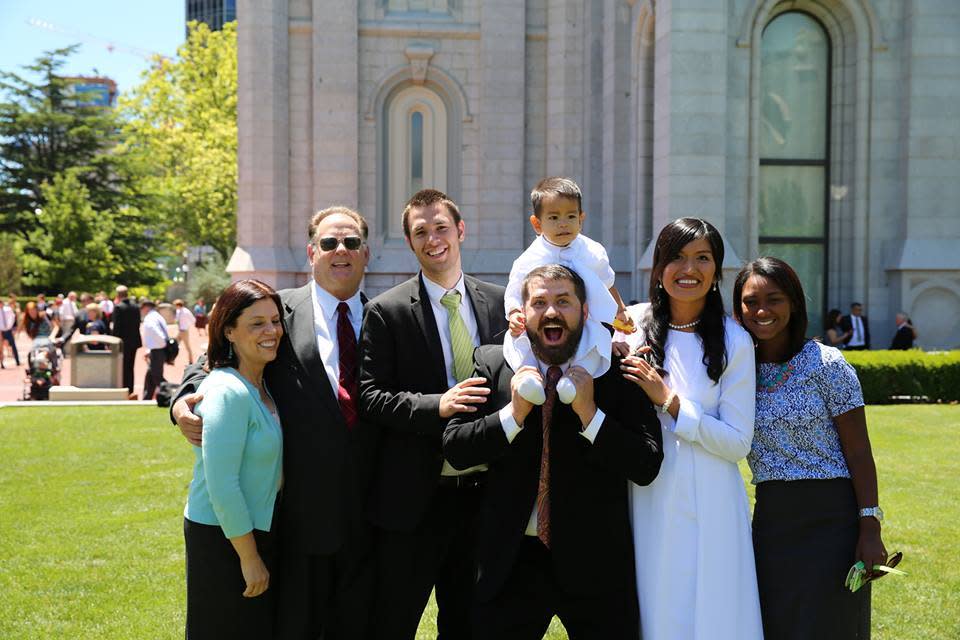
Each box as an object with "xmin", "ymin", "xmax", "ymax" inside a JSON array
[{"xmin": 503, "ymin": 332, "xmax": 546, "ymax": 405}]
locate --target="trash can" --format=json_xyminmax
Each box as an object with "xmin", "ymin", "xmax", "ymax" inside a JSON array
[{"xmin": 68, "ymin": 334, "xmax": 123, "ymax": 388}]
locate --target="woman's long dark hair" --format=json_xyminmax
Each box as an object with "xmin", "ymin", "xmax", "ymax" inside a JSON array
[
  {"xmin": 643, "ymin": 217, "xmax": 727, "ymax": 384},
  {"xmin": 205, "ymin": 279, "xmax": 283, "ymax": 371},
  {"xmin": 733, "ymin": 257, "xmax": 808, "ymax": 360}
]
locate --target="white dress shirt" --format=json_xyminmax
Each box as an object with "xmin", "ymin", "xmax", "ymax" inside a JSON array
[
  {"xmin": 60, "ymin": 299, "xmax": 78, "ymax": 321},
  {"xmin": 497, "ymin": 359, "xmax": 606, "ymax": 536},
  {"xmin": 142, "ymin": 309, "xmax": 169, "ymax": 350},
  {"xmin": 0, "ymin": 304, "xmax": 15, "ymax": 332},
  {"xmin": 310, "ymin": 280, "xmax": 363, "ymax": 397},
  {"xmin": 421, "ymin": 272, "xmax": 486, "ymax": 477},
  {"xmin": 848, "ymin": 314, "xmax": 866, "ymax": 347}
]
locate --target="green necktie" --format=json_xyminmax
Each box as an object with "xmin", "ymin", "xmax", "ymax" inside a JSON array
[{"xmin": 440, "ymin": 290, "xmax": 474, "ymax": 382}]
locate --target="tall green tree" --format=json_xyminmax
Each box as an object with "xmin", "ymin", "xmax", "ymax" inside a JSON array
[
  {"xmin": 0, "ymin": 47, "xmax": 163, "ymax": 290},
  {"xmin": 20, "ymin": 170, "xmax": 117, "ymax": 291},
  {"xmin": 0, "ymin": 47, "xmax": 126, "ymax": 239},
  {"xmin": 121, "ymin": 21, "xmax": 237, "ymax": 258}
]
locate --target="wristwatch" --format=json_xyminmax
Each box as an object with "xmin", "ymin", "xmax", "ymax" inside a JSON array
[{"xmin": 858, "ymin": 506, "xmax": 884, "ymax": 523}]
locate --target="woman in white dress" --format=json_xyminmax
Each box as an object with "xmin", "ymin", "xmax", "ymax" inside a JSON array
[{"xmin": 618, "ymin": 218, "xmax": 763, "ymax": 640}]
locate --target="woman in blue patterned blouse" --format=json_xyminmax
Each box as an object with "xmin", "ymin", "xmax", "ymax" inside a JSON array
[{"xmin": 733, "ymin": 257, "xmax": 887, "ymax": 640}]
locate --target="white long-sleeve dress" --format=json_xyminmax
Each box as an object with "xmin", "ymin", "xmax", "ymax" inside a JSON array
[{"xmin": 621, "ymin": 305, "xmax": 763, "ymax": 640}]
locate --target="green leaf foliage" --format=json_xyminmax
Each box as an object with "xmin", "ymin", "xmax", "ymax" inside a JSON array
[
  {"xmin": 20, "ymin": 170, "xmax": 117, "ymax": 291},
  {"xmin": 0, "ymin": 47, "xmax": 164, "ymax": 292},
  {"xmin": 843, "ymin": 350, "xmax": 960, "ymax": 404},
  {"xmin": 186, "ymin": 251, "xmax": 231, "ymax": 305},
  {"xmin": 120, "ymin": 21, "xmax": 237, "ymax": 259}
]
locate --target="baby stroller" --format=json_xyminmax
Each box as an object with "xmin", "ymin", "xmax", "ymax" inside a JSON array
[{"xmin": 23, "ymin": 337, "xmax": 62, "ymax": 401}]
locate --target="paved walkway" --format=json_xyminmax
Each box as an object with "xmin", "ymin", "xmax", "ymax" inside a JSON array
[{"xmin": 0, "ymin": 326, "xmax": 207, "ymax": 403}]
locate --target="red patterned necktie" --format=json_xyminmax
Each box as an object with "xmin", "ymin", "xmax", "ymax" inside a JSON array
[
  {"xmin": 336, "ymin": 302, "xmax": 358, "ymax": 429},
  {"xmin": 537, "ymin": 365, "xmax": 563, "ymax": 548}
]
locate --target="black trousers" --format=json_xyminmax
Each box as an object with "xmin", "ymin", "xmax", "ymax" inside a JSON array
[
  {"xmin": 121, "ymin": 342, "xmax": 137, "ymax": 393},
  {"xmin": 143, "ymin": 347, "xmax": 165, "ymax": 400},
  {"xmin": 473, "ymin": 537, "xmax": 639, "ymax": 640},
  {"xmin": 184, "ymin": 518, "xmax": 278, "ymax": 639},
  {"xmin": 753, "ymin": 479, "xmax": 871, "ymax": 640},
  {"xmin": 373, "ymin": 481, "xmax": 484, "ymax": 640},
  {"xmin": 274, "ymin": 523, "xmax": 376, "ymax": 640}
]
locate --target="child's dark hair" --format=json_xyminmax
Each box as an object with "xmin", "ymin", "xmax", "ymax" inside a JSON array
[{"xmin": 530, "ymin": 177, "xmax": 582, "ymax": 217}]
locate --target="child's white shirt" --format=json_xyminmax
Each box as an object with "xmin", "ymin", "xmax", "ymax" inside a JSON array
[{"xmin": 503, "ymin": 234, "xmax": 617, "ymax": 378}]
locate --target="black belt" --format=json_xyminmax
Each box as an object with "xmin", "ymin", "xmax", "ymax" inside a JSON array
[{"xmin": 438, "ymin": 472, "xmax": 487, "ymax": 489}]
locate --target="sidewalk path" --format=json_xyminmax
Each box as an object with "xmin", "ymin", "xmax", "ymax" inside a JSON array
[{"xmin": 0, "ymin": 325, "xmax": 207, "ymax": 403}]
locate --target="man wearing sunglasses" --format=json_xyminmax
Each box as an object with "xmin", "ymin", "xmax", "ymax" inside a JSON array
[
  {"xmin": 360, "ymin": 189, "xmax": 508, "ymax": 639},
  {"xmin": 172, "ymin": 206, "xmax": 379, "ymax": 639}
]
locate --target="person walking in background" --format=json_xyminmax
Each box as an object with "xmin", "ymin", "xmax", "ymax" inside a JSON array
[
  {"xmin": 141, "ymin": 299, "xmax": 169, "ymax": 400},
  {"xmin": 841, "ymin": 302, "xmax": 870, "ymax": 350},
  {"xmin": 19, "ymin": 300, "xmax": 59, "ymax": 341},
  {"xmin": 733, "ymin": 257, "xmax": 887, "ymax": 640},
  {"xmin": 60, "ymin": 292, "xmax": 78, "ymax": 351},
  {"xmin": 824, "ymin": 309, "xmax": 851, "ymax": 348},
  {"xmin": 98, "ymin": 290, "xmax": 114, "ymax": 324},
  {"xmin": 111, "ymin": 286, "xmax": 142, "ymax": 396},
  {"xmin": 889, "ymin": 312, "xmax": 917, "ymax": 350},
  {"xmin": 0, "ymin": 295, "xmax": 19, "ymax": 368},
  {"xmin": 182, "ymin": 280, "xmax": 285, "ymax": 639},
  {"xmin": 174, "ymin": 299, "xmax": 196, "ymax": 364},
  {"xmin": 193, "ymin": 297, "xmax": 208, "ymax": 336},
  {"xmin": 82, "ymin": 304, "xmax": 108, "ymax": 350},
  {"xmin": 617, "ymin": 218, "xmax": 763, "ymax": 640}
]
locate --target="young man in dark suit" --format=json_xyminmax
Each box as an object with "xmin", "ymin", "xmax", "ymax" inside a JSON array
[
  {"xmin": 443, "ymin": 264, "xmax": 663, "ymax": 640},
  {"xmin": 172, "ymin": 207, "xmax": 378, "ymax": 639},
  {"xmin": 110, "ymin": 285, "xmax": 142, "ymax": 395},
  {"xmin": 841, "ymin": 302, "xmax": 871, "ymax": 350},
  {"xmin": 359, "ymin": 189, "xmax": 508, "ymax": 639}
]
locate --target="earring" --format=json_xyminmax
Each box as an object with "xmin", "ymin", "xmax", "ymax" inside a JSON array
[
  {"xmin": 228, "ymin": 342, "xmax": 234, "ymax": 360},
  {"xmin": 713, "ymin": 282, "xmax": 719, "ymax": 292},
  {"xmin": 657, "ymin": 281, "xmax": 664, "ymax": 289}
]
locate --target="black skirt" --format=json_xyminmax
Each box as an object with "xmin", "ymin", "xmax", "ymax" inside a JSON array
[
  {"xmin": 753, "ymin": 478, "xmax": 871, "ymax": 640},
  {"xmin": 184, "ymin": 518, "xmax": 278, "ymax": 639}
]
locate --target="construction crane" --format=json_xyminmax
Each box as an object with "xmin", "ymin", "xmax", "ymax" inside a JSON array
[{"xmin": 26, "ymin": 18, "xmax": 171, "ymax": 63}]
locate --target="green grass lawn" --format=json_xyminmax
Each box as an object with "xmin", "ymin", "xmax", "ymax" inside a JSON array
[{"xmin": 0, "ymin": 405, "xmax": 957, "ymax": 639}]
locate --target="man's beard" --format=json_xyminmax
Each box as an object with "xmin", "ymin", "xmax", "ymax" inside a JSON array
[{"xmin": 527, "ymin": 317, "xmax": 583, "ymax": 365}]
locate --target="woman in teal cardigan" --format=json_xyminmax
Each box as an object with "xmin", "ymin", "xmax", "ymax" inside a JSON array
[{"xmin": 183, "ymin": 279, "xmax": 284, "ymax": 639}]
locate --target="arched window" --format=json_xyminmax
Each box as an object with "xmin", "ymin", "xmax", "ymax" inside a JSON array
[
  {"xmin": 385, "ymin": 86, "xmax": 448, "ymax": 238},
  {"xmin": 759, "ymin": 11, "xmax": 830, "ymax": 331}
]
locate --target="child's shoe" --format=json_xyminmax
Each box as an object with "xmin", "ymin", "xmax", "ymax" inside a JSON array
[
  {"xmin": 517, "ymin": 374, "xmax": 546, "ymax": 405},
  {"xmin": 556, "ymin": 376, "xmax": 577, "ymax": 404}
]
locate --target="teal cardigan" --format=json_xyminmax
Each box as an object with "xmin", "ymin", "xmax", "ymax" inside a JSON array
[{"xmin": 183, "ymin": 368, "xmax": 283, "ymax": 538}]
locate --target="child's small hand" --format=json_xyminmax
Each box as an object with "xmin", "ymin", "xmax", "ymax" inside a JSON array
[
  {"xmin": 508, "ymin": 310, "xmax": 526, "ymax": 337},
  {"xmin": 612, "ymin": 308, "xmax": 635, "ymax": 335}
]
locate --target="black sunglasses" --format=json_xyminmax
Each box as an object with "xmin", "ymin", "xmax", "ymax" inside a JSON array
[{"xmin": 316, "ymin": 236, "xmax": 363, "ymax": 252}]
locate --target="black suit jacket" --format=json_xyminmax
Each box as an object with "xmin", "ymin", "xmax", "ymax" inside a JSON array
[
  {"xmin": 359, "ymin": 273, "xmax": 507, "ymax": 532},
  {"xmin": 443, "ymin": 345, "xmax": 663, "ymax": 601},
  {"xmin": 890, "ymin": 325, "xmax": 914, "ymax": 350},
  {"xmin": 175, "ymin": 284, "xmax": 377, "ymax": 555},
  {"xmin": 840, "ymin": 314, "xmax": 871, "ymax": 349},
  {"xmin": 109, "ymin": 299, "xmax": 142, "ymax": 349}
]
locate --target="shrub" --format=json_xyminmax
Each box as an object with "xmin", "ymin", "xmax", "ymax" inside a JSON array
[{"xmin": 843, "ymin": 350, "xmax": 960, "ymax": 404}]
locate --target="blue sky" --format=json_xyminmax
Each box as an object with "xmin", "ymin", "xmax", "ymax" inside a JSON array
[{"xmin": 0, "ymin": 0, "xmax": 186, "ymax": 96}]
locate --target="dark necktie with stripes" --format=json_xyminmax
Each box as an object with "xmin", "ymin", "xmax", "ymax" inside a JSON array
[
  {"xmin": 537, "ymin": 365, "xmax": 563, "ymax": 548},
  {"xmin": 336, "ymin": 302, "xmax": 358, "ymax": 429}
]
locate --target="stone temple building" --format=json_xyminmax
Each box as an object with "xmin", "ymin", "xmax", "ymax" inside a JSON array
[{"xmin": 226, "ymin": 0, "xmax": 960, "ymax": 348}]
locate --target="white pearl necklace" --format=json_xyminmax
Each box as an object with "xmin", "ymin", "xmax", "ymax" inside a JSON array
[{"xmin": 668, "ymin": 319, "xmax": 700, "ymax": 330}]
